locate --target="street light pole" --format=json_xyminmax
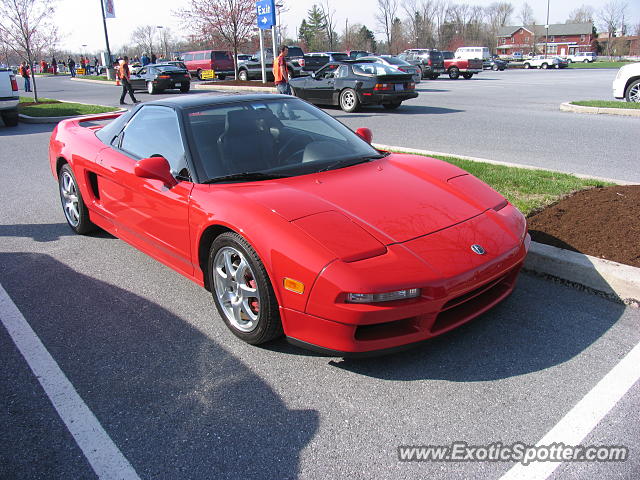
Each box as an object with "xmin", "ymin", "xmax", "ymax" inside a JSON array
[
  {"xmin": 544, "ymin": 0, "xmax": 550, "ymax": 59},
  {"xmin": 99, "ymin": 0, "xmax": 114, "ymax": 79},
  {"xmin": 157, "ymin": 26, "xmax": 164, "ymax": 58}
]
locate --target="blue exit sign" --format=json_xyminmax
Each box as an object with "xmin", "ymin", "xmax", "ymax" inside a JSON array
[{"xmin": 256, "ymin": 0, "xmax": 276, "ymax": 30}]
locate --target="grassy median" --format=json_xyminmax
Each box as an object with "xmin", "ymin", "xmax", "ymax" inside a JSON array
[
  {"xmin": 570, "ymin": 100, "xmax": 640, "ymax": 109},
  {"xmin": 568, "ymin": 61, "xmax": 630, "ymax": 69},
  {"xmin": 76, "ymin": 75, "xmax": 110, "ymax": 81},
  {"xmin": 19, "ymin": 96, "xmax": 117, "ymax": 117},
  {"xmin": 393, "ymin": 151, "xmax": 612, "ymax": 215}
]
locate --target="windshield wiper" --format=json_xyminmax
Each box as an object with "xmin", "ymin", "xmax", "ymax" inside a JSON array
[
  {"xmin": 317, "ymin": 153, "xmax": 388, "ymax": 173},
  {"xmin": 202, "ymin": 172, "xmax": 291, "ymax": 184}
]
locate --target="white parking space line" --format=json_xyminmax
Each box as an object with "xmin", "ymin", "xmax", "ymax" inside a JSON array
[
  {"xmin": 0, "ymin": 283, "xmax": 141, "ymax": 480},
  {"xmin": 499, "ymin": 341, "xmax": 640, "ymax": 480}
]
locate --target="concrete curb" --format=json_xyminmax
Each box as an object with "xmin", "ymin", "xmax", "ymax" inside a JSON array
[
  {"xmin": 525, "ymin": 242, "xmax": 640, "ymax": 306},
  {"xmin": 19, "ymin": 100, "xmax": 124, "ymax": 123},
  {"xmin": 372, "ymin": 144, "xmax": 639, "ymax": 186},
  {"xmin": 192, "ymin": 83, "xmax": 277, "ymax": 93},
  {"xmin": 560, "ymin": 102, "xmax": 640, "ymax": 117}
]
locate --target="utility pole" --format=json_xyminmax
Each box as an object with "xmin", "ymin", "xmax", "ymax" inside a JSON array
[
  {"xmin": 100, "ymin": 0, "xmax": 114, "ymax": 79},
  {"xmin": 544, "ymin": 0, "xmax": 550, "ymax": 58}
]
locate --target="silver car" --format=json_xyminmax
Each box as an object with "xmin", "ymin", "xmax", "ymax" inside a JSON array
[{"xmin": 357, "ymin": 55, "xmax": 422, "ymax": 83}]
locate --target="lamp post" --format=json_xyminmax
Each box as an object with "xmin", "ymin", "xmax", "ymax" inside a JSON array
[
  {"xmin": 544, "ymin": 0, "xmax": 550, "ymax": 58},
  {"xmin": 156, "ymin": 26, "xmax": 164, "ymax": 58},
  {"xmin": 99, "ymin": 0, "xmax": 114, "ymax": 79},
  {"xmin": 275, "ymin": 3, "xmax": 283, "ymax": 46}
]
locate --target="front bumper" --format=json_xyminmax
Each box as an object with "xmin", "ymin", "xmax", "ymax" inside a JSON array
[
  {"xmin": 612, "ymin": 77, "xmax": 626, "ymax": 99},
  {"xmin": 281, "ymin": 207, "xmax": 530, "ymax": 355}
]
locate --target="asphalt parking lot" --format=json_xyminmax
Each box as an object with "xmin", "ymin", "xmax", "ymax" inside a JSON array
[{"xmin": 1, "ymin": 71, "xmax": 639, "ymax": 479}]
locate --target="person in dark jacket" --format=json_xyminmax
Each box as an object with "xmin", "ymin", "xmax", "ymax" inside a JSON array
[
  {"xmin": 19, "ymin": 61, "xmax": 31, "ymax": 92},
  {"xmin": 141, "ymin": 53, "xmax": 150, "ymax": 66},
  {"xmin": 68, "ymin": 57, "xmax": 76, "ymax": 77}
]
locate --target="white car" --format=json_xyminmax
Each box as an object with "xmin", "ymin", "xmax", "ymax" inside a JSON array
[
  {"xmin": 567, "ymin": 52, "xmax": 597, "ymax": 63},
  {"xmin": 523, "ymin": 56, "xmax": 561, "ymax": 69},
  {"xmin": 0, "ymin": 68, "xmax": 19, "ymax": 127},
  {"xmin": 613, "ymin": 62, "xmax": 640, "ymax": 102}
]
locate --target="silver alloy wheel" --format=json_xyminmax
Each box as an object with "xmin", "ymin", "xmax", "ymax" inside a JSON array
[
  {"xmin": 628, "ymin": 82, "xmax": 640, "ymax": 102},
  {"xmin": 341, "ymin": 90, "xmax": 356, "ymax": 110},
  {"xmin": 213, "ymin": 246, "xmax": 260, "ymax": 332},
  {"xmin": 60, "ymin": 170, "xmax": 80, "ymax": 227},
  {"xmin": 147, "ymin": 81, "xmax": 154, "ymax": 94}
]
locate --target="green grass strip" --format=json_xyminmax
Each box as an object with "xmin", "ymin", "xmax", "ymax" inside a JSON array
[
  {"xmin": 76, "ymin": 75, "xmax": 111, "ymax": 81},
  {"xmin": 392, "ymin": 150, "xmax": 612, "ymax": 216},
  {"xmin": 570, "ymin": 100, "xmax": 640, "ymax": 109},
  {"xmin": 18, "ymin": 96, "xmax": 117, "ymax": 117},
  {"xmin": 568, "ymin": 61, "xmax": 631, "ymax": 69}
]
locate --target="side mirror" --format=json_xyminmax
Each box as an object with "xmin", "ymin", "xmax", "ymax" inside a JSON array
[
  {"xmin": 134, "ymin": 156, "xmax": 178, "ymax": 188},
  {"xmin": 355, "ymin": 127, "xmax": 373, "ymax": 144}
]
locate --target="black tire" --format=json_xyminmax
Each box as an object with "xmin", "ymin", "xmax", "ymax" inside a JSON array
[
  {"xmin": 1, "ymin": 109, "xmax": 18, "ymax": 127},
  {"xmin": 180, "ymin": 84, "xmax": 190, "ymax": 93},
  {"xmin": 58, "ymin": 164, "xmax": 96, "ymax": 235},
  {"xmin": 217, "ymin": 74, "xmax": 226, "ymax": 80},
  {"xmin": 429, "ymin": 73, "xmax": 440, "ymax": 79},
  {"xmin": 339, "ymin": 88, "xmax": 360, "ymax": 113},
  {"xmin": 448, "ymin": 67, "xmax": 460, "ymax": 79},
  {"xmin": 524, "ymin": 63, "xmax": 531, "ymax": 69},
  {"xmin": 625, "ymin": 79, "xmax": 640, "ymax": 103},
  {"xmin": 238, "ymin": 70, "xmax": 248, "ymax": 81},
  {"xmin": 208, "ymin": 232, "xmax": 282, "ymax": 345},
  {"xmin": 541, "ymin": 63, "xmax": 548, "ymax": 69},
  {"xmin": 383, "ymin": 102, "xmax": 402, "ymax": 110},
  {"xmin": 491, "ymin": 64, "xmax": 498, "ymax": 71},
  {"xmin": 462, "ymin": 73, "xmax": 473, "ymax": 79},
  {"xmin": 583, "ymin": 59, "xmax": 589, "ymax": 63},
  {"xmin": 147, "ymin": 81, "xmax": 157, "ymax": 94}
]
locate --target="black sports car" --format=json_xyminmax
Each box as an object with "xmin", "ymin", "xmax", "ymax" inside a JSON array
[
  {"xmin": 289, "ymin": 61, "xmax": 418, "ymax": 112},
  {"xmin": 129, "ymin": 64, "xmax": 192, "ymax": 94}
]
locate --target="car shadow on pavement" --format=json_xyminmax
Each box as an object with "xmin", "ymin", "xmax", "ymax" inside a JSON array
[
  {"xmin": 0, "ymin": 252, "xmax": 318, "ymax": 480},
  {"xmin": 0, "ymin": 223, "xmax": 82, "ymax": 242},
  {"xmin": 275, "ymin": 273, "xmax": 625, "ymax": 381},
  {"xmin": 330, "ymin": 105, "xmax": 464, "ymax": 118},
  {"xmin": 0, "ymin": 123, "xmax": 55, "ymax": 136}
]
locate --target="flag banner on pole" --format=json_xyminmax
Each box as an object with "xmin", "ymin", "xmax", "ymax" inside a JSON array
[{"xmin": 103, "ymin": 0, "xmax": 115, "ymax": 18}]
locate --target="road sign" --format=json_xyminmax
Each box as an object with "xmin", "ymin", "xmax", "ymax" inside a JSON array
[
  {"xmin": 200, "ymin": 69, "xmax": 216, "ymax": 80},
  {"xmin": 256, "ymin": 0, "xmax": 276, "ymax": 30}
]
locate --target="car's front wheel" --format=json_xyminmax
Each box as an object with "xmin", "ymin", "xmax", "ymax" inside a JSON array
[
  {"xmin": 625, "ymin": 79, "xmax": 640, "ymax": 102},
  {"xmin": 209, "ymin": 232, "xmax": 282, "ymax": 345},
  {"xmin": 238, "ymin": 70, "xmax": 248, "ymax": 81},
  {"xmin": 147, "ymin": 81, "xmax": 157, "ymax": 94},
  {"xmin": 583, "ymin": 59, "xmax": 589, "ymax": 63},
  {"xmin": 339, "ymin": 88, "xmax": 360, "ymax": 113},
  {"xmin": 58, "ymin": 164, "xmax": 95, "ymax": 235},
  {"xmin": 462, "ymin": 73, "xmax": 473, "ymax": 79},
  {"xmin": 448, "ymin": 67, "xmax": 460, "ymax": 79},
  {"xmin": 491, "ymin": 64, "xmax": 498, "ymax": 71},
  {"xmin": 524, "ymin": 63, "xmax": 531, "ymax": 69},
  {"xmin": 541, "ymin": 63, "xmax": 548, "ymax": 69}
]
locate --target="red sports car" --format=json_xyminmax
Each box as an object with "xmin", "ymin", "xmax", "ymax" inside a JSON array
[{"xmin": 49, "ymin": 94, "xmax": 530, "ymax": 356}]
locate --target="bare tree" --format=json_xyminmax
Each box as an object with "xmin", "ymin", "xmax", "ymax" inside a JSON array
[
  {"xmin": 598, "ymin": 0, "xmax": 628, "ymax": 58},
  {"xmin": 176, "ymin": 0, "xmax": 256, "ymax": 79},
  {"xmin": 518, "ymin": 2, "xmax": 536, "ymax": 54},
  {"xmin": 485, "ymin": 2, "xmax": 513, "ymax": 53},
  {"xmin": 130, "ymin": 25, "xmax": 157, "ymax": 57},
  {"xmin": 376, "ymin": 0, "xmax": 399, "ymax": 53},
  {"xmin": 319, "ymin": 0, "xmax": 337, "ymax": 50},
  {"xmin": 0, "ymin": 0, "xmax": 58, "ymax": 102},
  {"xmin": 402, "ymin": 0, "xmax": 438, "ymax": 49},
  {"xmin": 566, "ymin": 5, "xmax": 595, "ymax": 24}
]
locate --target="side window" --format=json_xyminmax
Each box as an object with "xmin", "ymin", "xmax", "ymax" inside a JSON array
[
  {"xmin": 196, "ymin": 53, "xmax": 206, "ymax": 61},
  {"xmin": 120, "ymin": 106, "xmax": 188, "ymax": 177},
  {"xmin": 138, "ymin": 68, "xmax": 147, "ymax": 75},
  {"xmin": 183, "ymin": 54, "xmax": 193, "ymax": 62},
  {"xmin": 336, "ymin": 65, "xmax": 348, "ymax": 78}
]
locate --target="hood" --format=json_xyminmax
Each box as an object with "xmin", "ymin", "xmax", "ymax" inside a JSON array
[{"xmin": 237, "ymin": 154, "xmax": 504, "ymax": 244}]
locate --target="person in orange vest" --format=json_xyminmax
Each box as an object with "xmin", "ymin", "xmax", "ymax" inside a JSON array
[
  {"xmin": 117, "ymin": 56, "xmax": 140, "ymax": 105},
  {"xmin": 272, "ymin": 45, "xmax": 291, "ymax": 95}
]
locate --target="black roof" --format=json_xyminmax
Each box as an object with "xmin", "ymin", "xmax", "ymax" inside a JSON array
[{"xmin": 142, "ymin": 93, "xmax": 292, "ymax": 110}]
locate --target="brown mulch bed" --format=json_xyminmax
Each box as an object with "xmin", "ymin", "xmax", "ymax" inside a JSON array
[
  {"xmin": 202, "ymin": 80, "xmax": 276, "ymax": 87},
  {"xmin": 527, "ymin": 185, "xmax": 640, "ymax": 267},
  {"xmin": 19, "ymin": 100, "xmax": 59, "ymax": 107}
]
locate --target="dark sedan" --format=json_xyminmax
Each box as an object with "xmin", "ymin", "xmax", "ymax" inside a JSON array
[
  {"xmin": 483, "ymin": 57, "xmax": 508, "ymax": 71},
  {"xmin": 289, "ymin": 61, "xmax": 417, "ymax": 113},
  {"xmin": 129, "ymin": 64, "xmax": 191, "ymax": 94}
]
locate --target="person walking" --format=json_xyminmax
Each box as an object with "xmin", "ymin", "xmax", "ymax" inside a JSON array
[
  {"xmin": 150, "ymin": 52, "xmax": 157, "ymax": 64},
  {"xmin": 68, "ymin": 57, "xmax": 76, "ymax": 77},
  {"xmin": 19, "ymin": 61, "xmax": 31, "ymax": 92},
  {"xmin": 117, "ymin": 56, "xmax": 139, "ymax": 105},
  {"xmin": 272, "ymin": 45, "xmax": 291, "ymax": 95},
  {"xmin": 141, "ymin": 53, "xmax": 150, "ymax": 66},
  {"xmin": 94, "ymin": 57, "xmax": 100, "ymax": 75},
  {"xmin": 51, "ymin": 56, "xmax": 57, "ymax": 75}
]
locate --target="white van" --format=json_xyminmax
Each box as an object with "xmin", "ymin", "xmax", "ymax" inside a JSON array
[{"xmin": 454, "ymin": 47, "xmax": 490, "ymax": 60}]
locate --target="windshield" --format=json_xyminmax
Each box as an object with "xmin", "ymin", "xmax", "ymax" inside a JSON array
[
  {"xmin": 331, "ymin": 53, "xmax": 349, "ymax": 61},
  {"xmin": 185, "ymin": 98, "xmax": 382, "ymax": 182},
  {"xmin": 353, "ymin": 63, "xmax": 403, "ymax": 76}
]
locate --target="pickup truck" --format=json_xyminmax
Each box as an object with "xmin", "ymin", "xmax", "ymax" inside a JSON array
[
  {"xmin": 441, "ymin": 51, "xmax": 482, "ymax": 79},
  {"xmin": 237, "ymin": 46, "xmax": 307, "ymax": 81},
  {"xmin": 523, "ymin": 56, "xmax": 567, "ymax": 69},
  {"xmin": 0, "ymin": 68, "xmax": 20, "ymax": 127},
  {"xmin": 301, "ymin": 52, "xmax": 350, "ymax": 74}
]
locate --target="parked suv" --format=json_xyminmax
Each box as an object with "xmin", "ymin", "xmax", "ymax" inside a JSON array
[
  {"xmin": 181, "ymin": 50, "xmax": 234, "ymax": 80},
  {"xmin": 399, "ymin": 49, "xmax": 444, "ymax": 79},
  {"xmin": 567, "ymin": 52, "xmax": 597, "ymax": 63},
  {"xmin": 613, "ymin": 62, "xmax": 640, "ymax": 102},
  {"xmin": 0, "ymin": 67, "xmax": 19, "ymax": 127}
]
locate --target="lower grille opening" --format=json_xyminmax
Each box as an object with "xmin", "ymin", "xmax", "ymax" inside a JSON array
[
  {"xmin": 355, "ymin": 317, "xmax": 419, "ymax": 342},
  {"xmin": 431, "ymin": 276, "xmax": 513, "ymax": 334}
]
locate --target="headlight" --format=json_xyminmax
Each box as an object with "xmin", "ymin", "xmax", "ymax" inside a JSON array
[{"xmin": 346, "ymin": 288, "xmax": 421, "ymax": 303}]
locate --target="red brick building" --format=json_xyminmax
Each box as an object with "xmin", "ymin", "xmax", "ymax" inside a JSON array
[{"xmin": 496, "ymin": 23, "xmax": 595, "ymax": 57}]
